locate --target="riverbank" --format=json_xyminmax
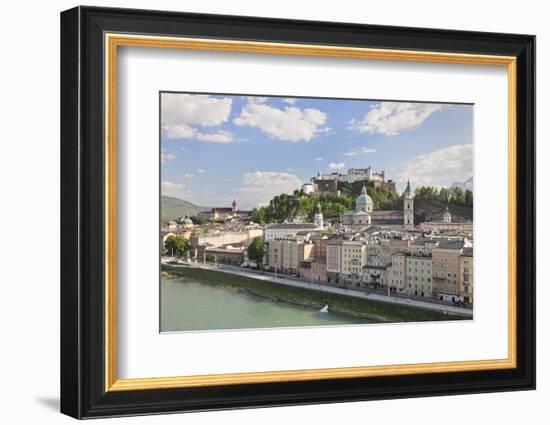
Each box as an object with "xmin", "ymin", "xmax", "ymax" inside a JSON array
[{"xmin": 162, "ymin": 265, "xmax": 467, "ymax": 323}]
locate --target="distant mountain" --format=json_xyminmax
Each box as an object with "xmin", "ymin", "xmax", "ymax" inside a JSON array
[
  {"xmin": 451, "ymin": 176, "xmax": 473, "ymax": 191},
  {"xmin": 161, "ymin": 196, "xmax": 208, "ymax": 221}
]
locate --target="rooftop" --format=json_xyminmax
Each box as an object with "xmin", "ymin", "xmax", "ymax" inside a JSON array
[
  {"xmin": 266, "ymin": 223, "xmax": 319, "ymax": 230},
  {"xmin": 435, "ymin": 239, "xmax": 466, "ymax": 250},
  {"xmin": 461, "ymin": 247, "xmax": 474, "ymax": 256}
]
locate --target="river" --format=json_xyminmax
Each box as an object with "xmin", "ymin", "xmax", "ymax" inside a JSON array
[{"xmin": 161, "ymin": 277, "xmax": 367, "ymax": 332}]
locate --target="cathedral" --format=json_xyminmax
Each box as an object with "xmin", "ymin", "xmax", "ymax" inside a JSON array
[{"xmin": 340, "ymin": 182, "xmax": 414, "ymax": 231}]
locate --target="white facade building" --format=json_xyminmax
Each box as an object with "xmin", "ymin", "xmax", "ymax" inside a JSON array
[
  {"xmin": 341, "ymin": 241, "xmax": 367, "ymax": 285},
  {"xmin": 263, "ymin": 223, "xmax": 319, "ymax": 241}
]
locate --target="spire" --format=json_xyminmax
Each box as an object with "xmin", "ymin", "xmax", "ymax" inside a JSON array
[
  {"xmin": 316, "ymin": 201, "xmax": 322, "ymax": 214},
  {"xmin": 405, "ymin": 180, "xmax": 411, "ymax": 194},
  {"xmin": 361, "ymin": 184, "xmax": 367, "ymax": 195}
]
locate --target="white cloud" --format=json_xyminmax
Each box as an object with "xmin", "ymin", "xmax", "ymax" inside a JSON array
[
  {"xmin": 329, "ymin": 162, "xmax": 345, "ymax": 170},
  {"xmin": 343, "ymin": 147, "xmax": 377, "ymax": 156},
  {"xmin": 184, "ymin": 173, "xmax": 194, "ymax": 178},
  {"xmin": 161, "ymin": 93, "xmax": 233, "ymax": 140},
  {"xmin": 161, "ymin": 180, "xmax": 190, "ymax": 199},
  {"xmin": 315, "ymin": 157, "xmax": 323, "ymax": 161},
  {"xmin": 234, "ymin": 100, "xmax": 328, "ymax": 142},
  {"xmin": 162, "ymin": 93, "xmax": 232, "ymax": 127},
  {"xmin": 239, "ymin": 171, "xmax": 302, "ymax": 207},
  {"xmin": 349, "ymin": 102, "xmax": 442, "ymax": 136},
  {"xmin": 245, "ymin": 96, "xmax": 268, "ymax": 104},
  {"xmin": 197, "ymin": 168, "xmax": 206, "ymax": 173},
  {"xmin": 283, "ymin": 98, "xmax": 297, "ymax": 105},
  {"xmin": 195, "ymin": 130, "xmax": 234, "ymax": 143},
  {"xmin": 160, "ymin": 150, "xmax": 176, "ymax": 164},
  {"xmin": 396, "ymin": 144, "xmax": 473, "ymax": 190},
  {"xmin": 162, "ymin": 123, "xmax": 196, "ymax": 139}
]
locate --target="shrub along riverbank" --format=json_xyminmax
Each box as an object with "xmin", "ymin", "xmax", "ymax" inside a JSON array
[{"xmin": 162, "ymin": 265, "xmax": 467, "ymax": 323}]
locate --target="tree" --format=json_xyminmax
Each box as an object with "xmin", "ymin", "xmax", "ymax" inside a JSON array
[
  {"xmin": 251, "ymin": 207, "xmax": 266, "ymax": 225},
  {"xmin": 439, "ymin": 187, "xmax": 450, "ymax": 203},
  {"xmin": 164, "ymin": 235, "xmax": 190, "ymax": 257},
  {"xmin": 450, "ymin": 187, "xmax": 466, "ymax": 205},
  {"xmin": 464, "ymin": 190, "xmax": 473, "ymax": 206},
  {"xmin": 247, "ymin": 236, "xmax": 265, "ymax": 266}
]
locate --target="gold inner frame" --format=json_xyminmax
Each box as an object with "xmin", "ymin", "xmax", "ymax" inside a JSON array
[{"xmin": 104, "ymin": 33, "xmax": 517, "ymax": 392}]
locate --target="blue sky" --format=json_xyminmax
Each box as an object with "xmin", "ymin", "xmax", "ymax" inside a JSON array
[{"xmin": 160, "ymin": 93, "xmax": 473, "ymax": 210}]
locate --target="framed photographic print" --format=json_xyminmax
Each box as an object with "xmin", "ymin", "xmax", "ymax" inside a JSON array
[{"xmin": 60, "ymin": 6, "xmax": 536, "ymax": 419}]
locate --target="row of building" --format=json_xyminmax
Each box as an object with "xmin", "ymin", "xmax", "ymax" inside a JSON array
[
  {"xmin": 263, "ymin": 232, "xmax": 474, "ymax": 304},
  {"xmin": 162, "ymin": 179, "xmax": 474, "ymax": 304}
]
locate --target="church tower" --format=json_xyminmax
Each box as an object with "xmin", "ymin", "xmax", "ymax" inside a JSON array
[
  {"xmin": 314, "ymin": 201, "xmax": 324, "ymax": 229},
  {"xmin": 443, "ymin": 205, "xmax": 452, "ymax": 223},
  {"xmin": 403, "ymin": 180, "xmax": 414, "ymax": 230}
]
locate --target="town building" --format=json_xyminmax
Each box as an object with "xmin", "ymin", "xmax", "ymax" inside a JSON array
[
  {"xmin": 326, "ymin": 238, "xmax": 343, "ymax": 285},
  {"xmin": 201, "ymin": 244, "xmax": 246, "ymax": 265},
  {"xmin": 419, "ymin": 221, "xmax": 473, "ymax": 234},
  {"xmin": 311, "ymin": 233, "xmax": 329, "ymax": 259},
  {"xmin": 264, "ymin": 237, "xmax": 314, "ymax": 275},
  {"xmin": 459, "ymin": 247, "xmax": 474, "ymax": 304},
  {"xmin": 362, "ymin": 265, "xmax": 387, "ymax": 289},
  {"xmin": 405, "ymin": 255, "xmax": 433, "ymax": 297},
  {"xmin": 198, "ymin": 199, "xmax": 252, "ymax": 222},
  {"xmin": 340, "ymin": 240, "xmax": 367, "ymax": 286},
  {"xmin": 299, "ymin": 257, "xmax": 328, "ymax": 283},
  {"xmin": 387, "ymin": 252, "xmax": 407, "ymax": 293},
  {"xmin": 432, "ymin": 239, "xmax": 467, "ymax": 301},
  {"xmin": 419, "ymin": 205, "xmax": 473, "ymax": 234},
  {"xmin": 370, "ymin": 210, "xmax": 403, "ymax": 226},
  {"xmin": 263, "ymin": 223, "xmax": 320, "ymax": 241},
  {"xmin": 190, "ymin": 229, "xmax": 262, "ymax": 249},
  {"xmin": 408, "ymin": 237, "xmax": 439, "ymax": 257},
  {"xmin": 366, "ymin": 237, "xmax": 411, "ymax": 267}
]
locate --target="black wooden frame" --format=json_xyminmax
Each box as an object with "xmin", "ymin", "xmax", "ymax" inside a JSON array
[{"xmin": 60, "ymin": 6, "xmax": 536, "ymax": 419}]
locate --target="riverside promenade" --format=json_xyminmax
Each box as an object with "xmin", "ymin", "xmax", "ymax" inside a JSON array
[{"xmin": 162, "ymin": 260, "xmax": 473, "ymax": 318}]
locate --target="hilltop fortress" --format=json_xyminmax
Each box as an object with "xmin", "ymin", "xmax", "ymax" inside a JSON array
[{"xmin": 302, "ymin": 166, "xmax": 396, "ymax": 194}]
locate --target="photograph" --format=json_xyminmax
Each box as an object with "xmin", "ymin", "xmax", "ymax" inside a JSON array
[
  {"xmin": 159, "ymin": 92, "xmax": 475, "ymax": 332},
  {"xmin": 57, "ymin": 4, "xmax": 536, "ymax": 419}
]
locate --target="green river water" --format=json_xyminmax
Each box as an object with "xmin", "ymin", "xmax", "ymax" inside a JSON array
[{"xmin": 160, "ymin": 277, "xmax": 367, "ymax": 332}]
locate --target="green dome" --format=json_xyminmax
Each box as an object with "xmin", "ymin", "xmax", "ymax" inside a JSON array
[
  {"xmin": 356, "ymin": 185, "xmax": 373, "ymax": 206},
  {"xmin": 183, "ymin": 217, "xmax": 193, "ymax": 225}
]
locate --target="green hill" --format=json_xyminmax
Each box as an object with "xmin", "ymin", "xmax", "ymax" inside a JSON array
[
  {"xmin": 161, "ymin": 196, "xmax": 208, "ymax": 221},
  {"xmin": 414, "ymin": 198, "xmax": 473, "ymax": 223}
]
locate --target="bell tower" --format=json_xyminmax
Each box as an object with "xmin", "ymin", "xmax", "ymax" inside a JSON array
[
  {"xmin": 403, "ymin": 180, "xmax": 414, "ymax": 230},
  {"xmin": 314, "ymin": 201, "xmax": 324, "ymax": 229}
]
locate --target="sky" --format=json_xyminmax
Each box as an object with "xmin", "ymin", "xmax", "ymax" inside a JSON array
[{"xmin": 160, "ymin": 92, "xmax": 473, "ymax": 210}]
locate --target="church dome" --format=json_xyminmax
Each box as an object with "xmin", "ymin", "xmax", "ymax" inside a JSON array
[{"xmin": 356, "ymin": 185, "xmax": 373, "ymax": 206}]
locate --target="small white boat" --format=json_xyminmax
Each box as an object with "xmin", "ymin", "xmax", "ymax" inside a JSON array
[{"xmin": 319, "ymin": 304, "xmax": 329, "ymax": 313}]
